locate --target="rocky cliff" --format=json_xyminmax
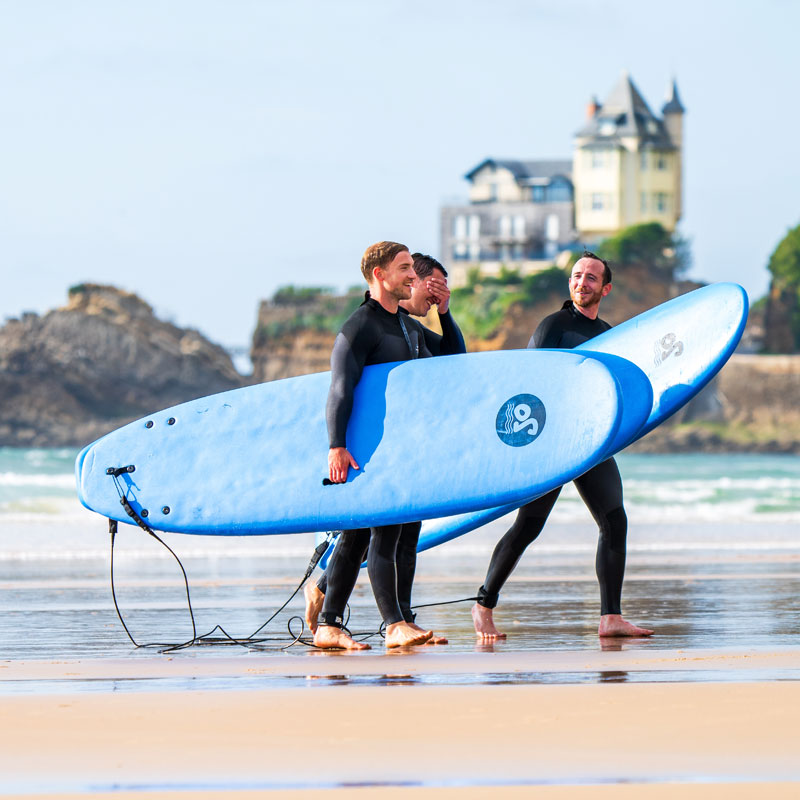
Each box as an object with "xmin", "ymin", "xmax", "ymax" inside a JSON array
[
  {"xmin": 630, "ymin": 354, "xmax": 800, "ymax": 453},
  {"xmin": 0, "ymin": 284, "xmax": 246, "ymax": 447},
  {"xmin": 2, "ymin": 278, "xmax": 794, "ymax": 452},
  {"xmin": 250, "ymin": 288, "xmax": 363, "ymax": 382}
]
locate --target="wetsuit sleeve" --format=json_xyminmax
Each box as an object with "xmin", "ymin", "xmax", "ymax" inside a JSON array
[
  {"xmin": 528, "ymin": 314, "xmax": 562, "ymax": 349},
  {"xmin": 438, "ymin": 311, "xmax": 467, "ymax": 356},
  {"xmin": 429, "ymin": 310, "xmax": 467, "ymax": 356},
  {"xmin": 326, "ymin": 321, "xmax": 371, "ymax": 449}
]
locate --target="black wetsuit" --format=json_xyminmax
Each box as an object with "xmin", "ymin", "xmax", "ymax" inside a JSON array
[
  {"xmin": 319, "ymin": 297, "xmax": 466, "ymax": 628},
  {"xmin": 476, "ymin": 300, "xmax": 628, "ymax": 617}
]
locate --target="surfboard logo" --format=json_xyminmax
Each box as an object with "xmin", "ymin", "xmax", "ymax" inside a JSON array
[
  {"xmin": 496, "ymin": 394, "xmax": 546, "ymax": 447},
  {"xmin": 654, "ymin": 332, "xmax": 684, "ymax": 366}
]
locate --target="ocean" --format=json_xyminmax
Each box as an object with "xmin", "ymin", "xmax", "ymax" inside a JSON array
[{"xmin": 1, "ymin": 447, "xmax": 799, "ymax": 687}]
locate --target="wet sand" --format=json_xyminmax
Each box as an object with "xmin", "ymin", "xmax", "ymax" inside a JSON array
[
  {"xmin": 2, "ymin": 519, "xmax": 800, "ymax": 795},
  {"xmin": 1, "ymin": 661, "xmax": 799, "ymax": 797}
]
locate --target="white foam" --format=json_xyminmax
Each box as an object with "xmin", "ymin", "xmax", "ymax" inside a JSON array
[{"xmin": 0, "ymin": 472, "xmax": 75, "ymax": 488}]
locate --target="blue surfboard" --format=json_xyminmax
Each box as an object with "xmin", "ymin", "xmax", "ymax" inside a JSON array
[
  {"xmin": 317, "ymin": 348, "xmax": 653, "ymax": 568},
  {"xmin": 76, "ymin": 349, "xmax": 650, "ymax": 535},
  {"xmin": 415, "ymin": 282, "xmax": 749, "ymax": 553}
]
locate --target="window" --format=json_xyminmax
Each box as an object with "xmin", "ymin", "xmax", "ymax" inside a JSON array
[
  {"xmin": 591, "ymin": 150, "xmax": 606, "ymax": 169},
  {"xmin": 656, "ymin": 153, "xmax": 668, "ymax": 170},
  {"xmin": 591, "ymin": 193, "xmax": 605, "ymax": 210},
  {"xmin": 454, "ymin": 215, "xmax": 466, "ymax": 239},
  {"xmin": 547, "ymin": 178, "xmax": 572, "ymax": 203},
  {"xmin": 512, "ymin": 215, "xmax": 525, "ymax": 238},
  {"xmin": 468, "ymin": 215, "xmax": 480, "ymax": 239},
  {"xmin": 640, "ymin": 151, "xmax": 648, "ymax": 171},
  {"xmin": 545, "ymin": 214, "xmax": 559, "ymax": 242},
  {"xmin": 655, "ymin": 192, "xmax": 669, "ymax": 212},
  {"xmin": 531, "ymin": 185, "xmax": 545, "ymax": 203},
  {"xmin": 499, "ymin": 215, "xmax": 511, "ymax": 238}
]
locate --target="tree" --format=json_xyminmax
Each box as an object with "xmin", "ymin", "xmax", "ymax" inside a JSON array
[
  {"xmin": 595, "ymin": 222, "xmax": 690, "ymax": 280},
  {"xmin": 764, "ymin": 222, "xmax": 800, "ymax": 352}
]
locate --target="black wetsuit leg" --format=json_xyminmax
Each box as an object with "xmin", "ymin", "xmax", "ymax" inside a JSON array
[
  {"xmin": 572, "ymin": 457, "xmax": 627, "ymax": 616},
  {"xmin": 317, "ymin": 520, "xmax": 421, "ymax": 624},
  {"xmin": 318, "ymin": 528, "xmax": 370, "ymax": 628},
  {"xmin": 367, "ymin": 524, "xmax": 405, "ymax": 625},
  {"xmin": 396, "ymin": 521, "xmax": 421, "ymax": 623},
  {"xmin": 476, "ymin": 487, "xmax": 562, "ymax": 608}
]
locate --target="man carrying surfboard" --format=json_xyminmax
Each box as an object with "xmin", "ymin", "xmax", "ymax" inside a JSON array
[
  {"xmin": 472, "ymin": 252, "xmax": 654, "ymax": 641},
  {"xmin": 307, "ymin": 252, "xmax": 465, "ymax": 648},
  {"xmin": 317, "ymin": 242, "xmax": 462, "ymax": 649}
]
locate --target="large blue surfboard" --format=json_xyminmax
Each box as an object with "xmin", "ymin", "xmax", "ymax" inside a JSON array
[
  {"xmin": 318, "ymin": 348, "xmax": 653, "ymax": 568},
  {"xmin": 415, "ymin": 282, "xmax": 749, "ymax": 552},
  {"xmin": 76, "ymin": 349, "xmax": 651, "ymax": 535}
]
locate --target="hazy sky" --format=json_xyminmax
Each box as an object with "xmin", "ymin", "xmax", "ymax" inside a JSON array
[{"xmin": 2, "ymin": 0, "xmax": 797, "ymax": 348}]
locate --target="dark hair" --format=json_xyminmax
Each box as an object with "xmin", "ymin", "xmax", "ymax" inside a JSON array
[
  {"xmin": 360, "ymin": 241, "xmax": 409, "ymax": 282},
  {"xmin": 411, "ymin": 252, "xmax": 448, "ymax": 279},
  {"xmin": 580, "ymin": 250, "xmax": 612, "ymax": 285}
]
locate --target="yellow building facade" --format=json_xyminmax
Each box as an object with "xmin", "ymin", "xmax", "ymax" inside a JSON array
[{"xmin": 573, "ymin": 73, "xmax": 684, "ymax": 240}]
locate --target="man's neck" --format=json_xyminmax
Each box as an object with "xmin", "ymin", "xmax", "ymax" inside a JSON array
[
  {"xmin": 369, "ymin": 284, "xmax": 400, "ymax": 314},
  {"xmin": 573, "ymin": 302, "xmax": 600, "ymax": 321}
]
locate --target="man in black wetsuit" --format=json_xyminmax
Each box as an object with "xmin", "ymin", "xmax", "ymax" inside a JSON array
[
  {"xmin": 314, "ymin": 244, "xmax": 466, "ymax": 650},
  {"xmin": 472, "ymin": 251, "xmax": 654, "ymax": 641}
]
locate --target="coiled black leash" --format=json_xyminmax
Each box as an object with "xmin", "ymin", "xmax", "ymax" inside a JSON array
[
  {"xmin": 106, "ymin": 465, "xmax": 481, "ymax": 651},
  {"xmin": 106, "ymin": 464, "xmax": 342, "ymax": 652}
]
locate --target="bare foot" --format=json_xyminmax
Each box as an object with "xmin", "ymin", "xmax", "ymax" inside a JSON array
[
  {"xmin": 472, "ymin": 603, "xmax": 507, "ymax": 641},
  {"xmin": 313, "ymin": 625, "xmax": 370, "ymax": 650},
  {"xmin": 598, "ymin": 614, "xmax": 654, "ymax": 637},
  {"xmin": 385, "ymin": 621, "xmax": 433, "ymax": 648},
  {"xmin": 303, "ymin": 582, "xmax": 325, "ymax": 633},
  {"xmin": 409, "ymin": 621, "xmax": 448, "ymax": 645}
]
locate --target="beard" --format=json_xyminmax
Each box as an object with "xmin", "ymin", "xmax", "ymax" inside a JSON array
[
  {"xmin": 571, "ymin": 285, "xmax": 603, "ymax": 308},
  {"xmin": 389, "ymin": 283, "xmax": 413, "ymax": 301}
]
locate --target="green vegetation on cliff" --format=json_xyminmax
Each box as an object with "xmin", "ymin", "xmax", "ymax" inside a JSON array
[
  {"xmin": 448, "ymin": 266, "xmax": 567, "ymax": 340},
  {"xmin": 766, "ymin": 221, "xmax": 800, "ymax": 351},
  {"xmin": 595, "ymin": 222, "xmax": 690, "ymax": 280}
]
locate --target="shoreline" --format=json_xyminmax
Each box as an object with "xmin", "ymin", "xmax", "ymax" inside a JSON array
[
  {"xmin": 1, "ymin": 673, "xmax": 798, "ymax": 796},
  {"xmin": 3, "ymin": 645, "xmax": 800, "ymax": 686}
]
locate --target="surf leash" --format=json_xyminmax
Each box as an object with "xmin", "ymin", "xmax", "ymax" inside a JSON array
[{"xmin": 106, "ymin": 464, "xmax": 349, "ymax": 652}]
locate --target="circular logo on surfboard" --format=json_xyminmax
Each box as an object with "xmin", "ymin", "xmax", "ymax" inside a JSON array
[{"xmin": 496, "ymin": 394, "xmax": 546, "ymax": 447}]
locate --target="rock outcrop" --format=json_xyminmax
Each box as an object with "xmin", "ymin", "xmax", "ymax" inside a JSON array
[
  {"xmin": 3, "ymin": 278, "xmax": 795, "ymax": 453},
  {"xmin": 250, "ymin": 289, "xmax": 363, "ymax": 382},
  {"xmin": 0, "ymin": 284, "xmax": 246, "ymax": 447},
  {"xmin": 631, "ymin": 354, "xmax": 800, "ymax": 453}
]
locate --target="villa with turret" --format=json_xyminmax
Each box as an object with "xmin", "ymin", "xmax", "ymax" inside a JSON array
[{"xmin": 440, "ymin": 73, "xmax": 685, "ymax": 285}]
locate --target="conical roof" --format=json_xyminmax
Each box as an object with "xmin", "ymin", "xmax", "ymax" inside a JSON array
[
  {"xmin": 662, "ymin": 79, "xmax": 685, "ymax": 115},
  {"xmin": 576, "ymin": 72, "xmax": 675, "ymax": 148}
]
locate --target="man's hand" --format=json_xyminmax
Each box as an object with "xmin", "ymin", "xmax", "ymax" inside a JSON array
[
  {"xmin": 426, "ymin": 274, "xmax": 450, "ymax": 314},
  {"xmin": 328, "ymin": 447, "xmax": 359, "ymax": 483}
]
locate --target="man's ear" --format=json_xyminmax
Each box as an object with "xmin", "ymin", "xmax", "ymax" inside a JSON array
[
  {"xmin": 601, "ymin": 282, "xmax": 612, "ymax": 298},
  {"xmin": 372, "ymin": 265, "xmax": 384, "ymax": 284}
]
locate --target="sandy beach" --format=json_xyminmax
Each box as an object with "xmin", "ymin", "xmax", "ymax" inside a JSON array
[{"xmin": 1, "ymin": 649, "xmax": 800, "ymax": 798}]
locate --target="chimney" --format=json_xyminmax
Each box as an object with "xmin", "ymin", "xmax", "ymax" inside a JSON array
[{"xmin": 586, "ymin": 95, "xmax": 601, "ymax": 120}]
